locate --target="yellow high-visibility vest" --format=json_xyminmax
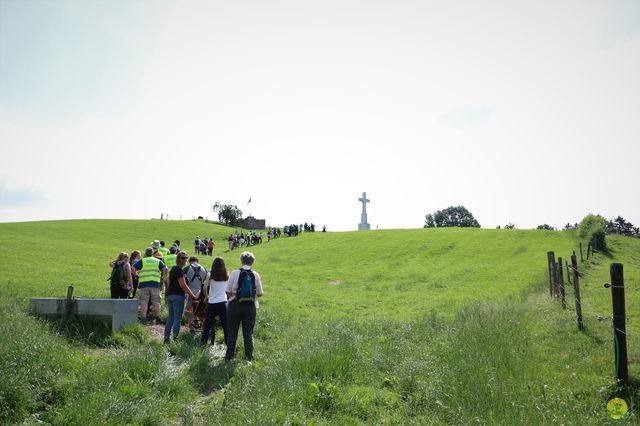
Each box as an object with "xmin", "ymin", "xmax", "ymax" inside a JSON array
[
  {"xmin": 165, "ymin": 254, "xmax": 177, "ymax": 270},
  {"xmin": 138, "ymin": 256, "xmax": 161, "ymax": 283},
  {"xmin": 158, "ymin": 247, "xmax": 170, "ymax": 257}
]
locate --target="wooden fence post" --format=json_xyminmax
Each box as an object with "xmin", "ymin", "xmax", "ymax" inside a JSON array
[
  {"xmin": 557, "ymin": 257, "xmax": 566, "ymax": 309},
  {"xmin": 609, "ymin": 263, "xmax": 628, "ymax": 384},
  {"xmin": 65, "ymin": 285, "xmax": 75, "ymax": 316},
  {"xmin": 566, "ymin": 260, "xmax": 572, "ymax": 285},
  {"xmin": 587, "ymin": 240, "xmax": 592, "ymax": 260},
  {"xmin": 571, "ymin": 255, "xmax": 584, "ymax": 331},
  {"xmin": 579, "ymin": 242, "xmax": 584, "ymax": 262},
  {"xmin": 547, "ymin": 252, "xmax": 556, "ymax": 297}
]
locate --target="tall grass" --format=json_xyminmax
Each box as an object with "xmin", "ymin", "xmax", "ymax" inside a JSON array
[
  {"xmin": 195, "ymin": 294, "xmax": 620, "ymax": 424},
  {"xmin": 0, "ymin": 289, "xmax": 220, "ymax": 424}
]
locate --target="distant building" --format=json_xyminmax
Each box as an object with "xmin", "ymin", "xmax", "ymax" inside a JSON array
[{"xmin": 243, "ymin": 216, "xmax": 266, "ymax": 230}]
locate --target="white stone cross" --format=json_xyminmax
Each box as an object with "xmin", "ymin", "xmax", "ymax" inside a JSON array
[{"xmin": 358, "ymin": 192, "xmax": 371, "ymax": 230}]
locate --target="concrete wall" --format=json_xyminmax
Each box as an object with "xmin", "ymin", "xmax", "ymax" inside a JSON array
[{"xmin": 30, "ymin": 298, "xmax": 138, "ymax": 331}]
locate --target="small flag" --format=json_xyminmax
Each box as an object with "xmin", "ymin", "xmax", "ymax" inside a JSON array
[{"xmin": 247, "ymin": 198, "xmax": 252, "ymax": 204}]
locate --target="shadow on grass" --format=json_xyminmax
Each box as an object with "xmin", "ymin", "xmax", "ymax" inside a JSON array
[
  {"xmin": 189, "ymin": 354, "xmax": 237, "ymax": 395},
  {"xmin": 33, "ymin": 313, "xmax": 151, "ymax": 347},
  {"xmin": 35, "ymin": 313, "xmax": 113, "ymax": 346},
  {"xmin": 595, "ymin": 247, "xmax": 614, "ymax": 259},
  {"xmin": 167, "ymin": 332, "xmax": 237, "ymax": 395}
]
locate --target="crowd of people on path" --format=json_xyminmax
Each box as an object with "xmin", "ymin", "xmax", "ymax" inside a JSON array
[
  {"xmin": 227, "ymin": 231, "xmax": 264, "ymax": 251},
  {"xmin": 107, "ymin": 223, "xmax": 326, "ymax": 359},
  {"xmin": 224, "ymin": 223, "xmax": 325, "ymax": 251},
  {"xmin": 108, "ymin": 237, "xmax": 263, "ymax": 361},
  {"xmin": 193, "ymin": 236, "xmax": 215, "ymax": 256},
  {"xmin": 284, "ymin": 222, "xmax": 319, "ymax": 236}
]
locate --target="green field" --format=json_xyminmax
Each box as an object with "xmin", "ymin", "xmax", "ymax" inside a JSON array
[{"xmin": 1, "ymin": 219, "xmax": 639, "ymax": 424}]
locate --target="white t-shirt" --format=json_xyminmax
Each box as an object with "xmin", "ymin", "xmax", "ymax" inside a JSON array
[{"xmin": 207, "ymin": 278, "xmax": 228, "ymax": 304}]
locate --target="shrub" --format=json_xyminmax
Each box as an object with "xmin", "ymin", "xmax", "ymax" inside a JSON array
[
  {"xmin": 536, "ymin": 224, "xmax": 556, "ymax": 231},
  {"xmin": 577, "ymin": 214, "xmax": 607, "ymax": 250}
]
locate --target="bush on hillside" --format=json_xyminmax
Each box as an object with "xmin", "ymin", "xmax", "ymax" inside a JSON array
[
  {"xmin": 424, "ymin": 206, "xmax": 480, "ymax": 228},
  {"xmin": 577, "ymin": 214, "xmax": 607, "ymax": 250},
  {"xmin": 536, "ymin": 224, "xmax": 556, "ymax": 231},
  {"xmin": 504, "ymin": 223, "xmax": 516, "ymax": 229}
]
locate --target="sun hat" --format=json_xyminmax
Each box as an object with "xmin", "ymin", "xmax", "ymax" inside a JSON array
[{"xmin": 151, "ymin": 240, "xmax": 160, "ymax": 249}]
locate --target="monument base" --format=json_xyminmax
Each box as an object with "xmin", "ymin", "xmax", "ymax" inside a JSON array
[{"xmin": 358, "ymin": 223, "xmax": 371, "ymax": 231}]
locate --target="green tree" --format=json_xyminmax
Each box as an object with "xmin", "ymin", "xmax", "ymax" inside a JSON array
[
  {"xmin": 424, "ymin": 206, "xmax": 480, "ymax": 228},
  {"xmin": 212, "ymin": 203, "xmax": 243, "ymax": 227},
  {"xmin": 606, "ymin": 216, "xmax": 639, "ymax": 237},
  {"xmin": 577, "ymin": 214, "xmax": 607, "ymax": 250}
]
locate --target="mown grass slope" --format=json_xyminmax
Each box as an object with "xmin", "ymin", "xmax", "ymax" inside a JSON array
[
  {"xmin": 1, "ymin": 219, "xmax": 639, "ymax": 424},
  {"xmin": 1, "ymin": 220, "xmax": 575, "ymax": 318}
]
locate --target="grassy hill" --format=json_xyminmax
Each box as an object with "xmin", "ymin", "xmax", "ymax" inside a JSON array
[
  {"xmin": 1, "ymin": 219, "xmax": 639, "ymax": 424},
  {"xmin": 0, "ymin": 219, "xmax": 575, "ymax": 317}
]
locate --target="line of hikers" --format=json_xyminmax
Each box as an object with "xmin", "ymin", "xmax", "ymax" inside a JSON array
[
  {"xmin": 193, "ymin": 236, "xmax": 215, "ymax": 256},
  {"xmin": 109, "ymin": 245, "xmax": 263, "ymax": 361},
  {"xmin": 283, "ymin": 222, "xmax": 317, "ymax": 236},
  {"xmin": 227, "ymin": 231, "xmax": 264, "ymax": 251}
]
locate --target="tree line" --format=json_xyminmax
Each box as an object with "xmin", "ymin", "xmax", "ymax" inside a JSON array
[{"xmin": 423, "ymin": 206, "xmax": 640, "ymax": 241}]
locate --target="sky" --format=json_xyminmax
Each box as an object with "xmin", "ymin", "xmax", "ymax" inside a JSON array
[{"xmin": 1, "ymin": 0, "xmax": 639, "ymax": 231}]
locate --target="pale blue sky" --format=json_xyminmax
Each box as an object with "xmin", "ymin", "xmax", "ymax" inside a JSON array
[
  {"xmin": 1, "ymin": 0, "xmax": 639, "ymax": 230},
  {"xmin": 0, "ymin": 1, "xmax": 163, "ymax": 121}
]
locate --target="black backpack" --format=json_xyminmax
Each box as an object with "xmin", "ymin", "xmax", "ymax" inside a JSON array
[
  {"xmin": 189, "ymin": 265, "xmax": 203, "ymax": 287},
  {"xmin": 108, "ymin": 263, "xmax": 126, "ymax": 288}
]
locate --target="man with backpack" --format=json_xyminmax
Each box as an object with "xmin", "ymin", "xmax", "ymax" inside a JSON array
[
  {"xmin": 185, "ymin": 256, "xmax": 207, "ymax": 332},
  {"xmin": 225, "ymin": 251, "xmax": 263, "ymax": 361}
]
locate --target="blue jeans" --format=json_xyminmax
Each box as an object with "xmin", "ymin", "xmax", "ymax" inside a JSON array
[{"xmin": 165, "ymin": 294, "xmax": 185, "ymax": 340}]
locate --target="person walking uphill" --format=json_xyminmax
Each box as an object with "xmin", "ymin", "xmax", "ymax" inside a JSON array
[
  {"xmin": 132, "ymin": 247, "xmax": 168, "ymax": 325},
  {"xmin": 200, "ymin": 256, "xmax": 229, "ymax": 346},
  {"xmin": 164, "ymin": 252, "xmax": 200, "ymax": 343},
  {"xmin": 109, "ymin": 252, "xmax": 132, "ymax": 299},
  {"xmin": 225, "ymin": 251, "xmax": 263, "ymax": 361},
  {"xmin": 164, "ymin": 246, "xmax": 178, "ymax": 270},
  {"xmin": 185, "ymin": 256, "xmax": 207, "ymax": 332}
]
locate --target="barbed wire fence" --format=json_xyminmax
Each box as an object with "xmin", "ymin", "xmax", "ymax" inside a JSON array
[{"xmin": 546, "ymin": 237, "xmax": 630, "ymax": 386}]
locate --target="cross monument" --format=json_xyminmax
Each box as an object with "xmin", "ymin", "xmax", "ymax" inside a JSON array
[{"xmin": 358, "ymin": 192, "xmax": 370, "ymax": 230}]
